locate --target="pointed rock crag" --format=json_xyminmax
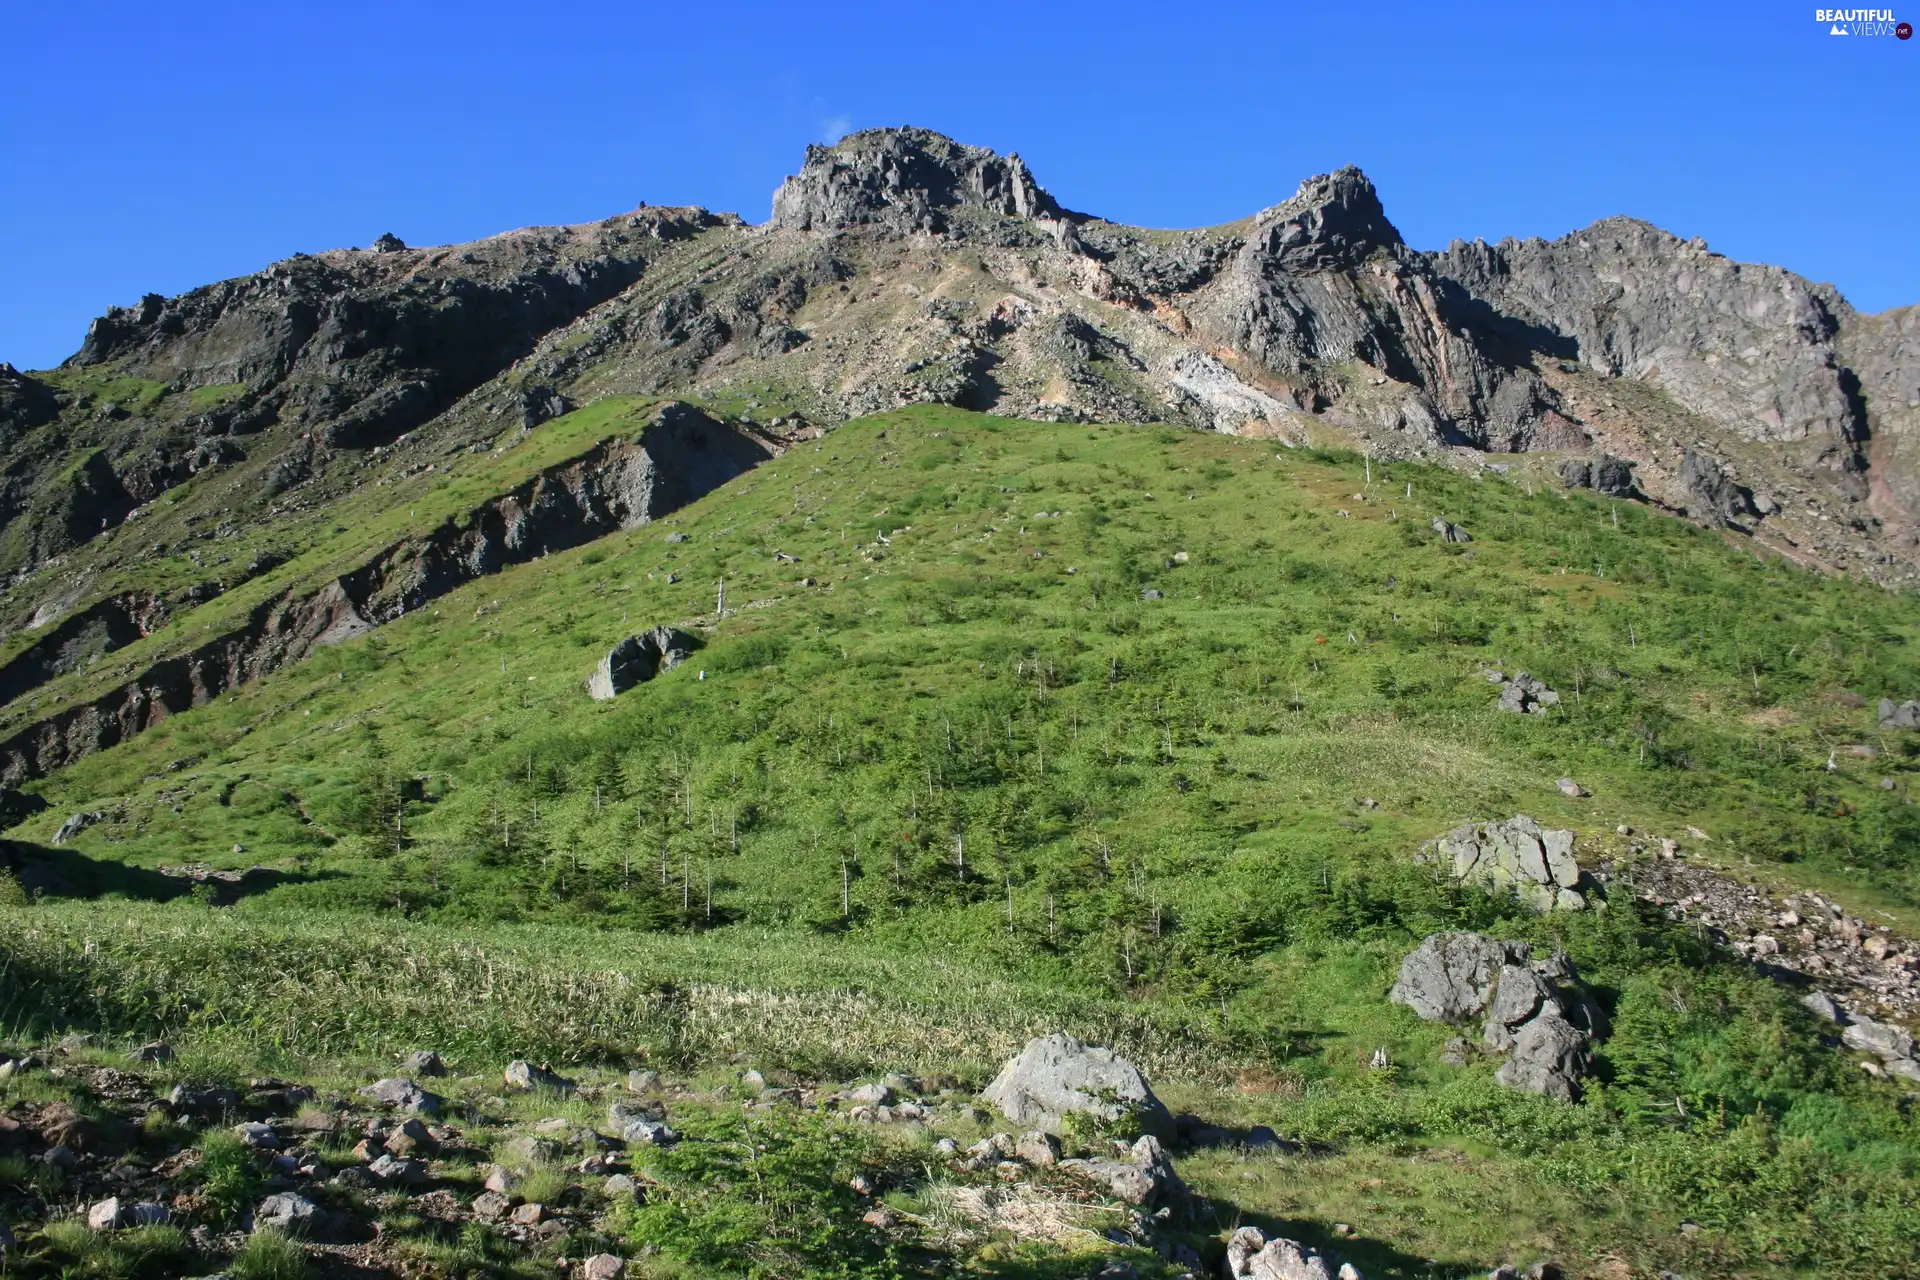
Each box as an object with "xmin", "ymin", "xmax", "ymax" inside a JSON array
[
  {"xmin": 1242, "ymin": 166, "xmax": 1403, "ymax": 271},
  {"xmin": 770, "ymin": 127, "xmax": 1063, "ymax": 234}
]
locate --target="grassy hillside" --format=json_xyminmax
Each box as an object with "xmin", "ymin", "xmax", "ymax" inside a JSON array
[{"xmin": 6, "ymin": 405, "xmax": 1920, "ymax": 1277}]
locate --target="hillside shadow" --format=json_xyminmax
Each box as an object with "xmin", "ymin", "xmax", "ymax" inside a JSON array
[{"xmin": 1, "ymin": 838, "xmax": 323, "ymax": 904}]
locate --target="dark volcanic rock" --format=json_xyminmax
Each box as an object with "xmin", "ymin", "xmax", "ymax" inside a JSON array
[
  {"xmin": 71, "ymin": 223, "xmax": 656, "ymax": 453},
  {"xmin": 1431, "ymin": 220, "xmax": 1868, "ymax": 481},
  {"xmin": 1678, "ymin": 449, "xmax": 1758, "ymax": 524},
  {"xmin": 587, "ymin": 627, "xmax": 697, "ymax": 700},
  {"xmin": 0, "ymin": 364, "xmax": 59, "ymax": 440},
  {"xmin": 771, "ymin": 127, "xmax": 1064, "ymax": 234}
]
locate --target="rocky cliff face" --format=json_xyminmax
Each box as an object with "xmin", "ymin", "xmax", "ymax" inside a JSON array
[{"xmin": 0, "ymin": 402, "xmax": 767, "ymax": 782}]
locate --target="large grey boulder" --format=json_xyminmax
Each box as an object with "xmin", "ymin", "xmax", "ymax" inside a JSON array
[
  {"xmin": 357, "ymin": 1077, "xmax": 442, "ymax": 1115},
  {"xmin": 1496, "ymin": 1015, "xmax": 1593, "ymax": 1103},
  {"xmin": 1224, "ymin": 1226, "xmax": 1366, "ymax": 1279},
  {"xmin": 587, "ymin": 627, "xmax": 696, "ymax": 701},
  {"xmin": 1841, "ymin": 1014, "xmax": 1915, "ymax": 1062},
  {"xmin": 1057, "ymin": 1134, "xmax": 1183, "ymax": 1207},
  {"xmin": 254, "ymin": 1192, "xmax": 327, "ymax": 1237},
  {"xmin": 1394, "ymin": 933, "xmax": 1600, "ymax": 1102},
  {"xmin": 51, "ymin": 811, "xmax": 104, "ymax": 845},
  {"xmin": 1430, "ymin": 815, "xmax": 1589, "ymax": 911},
  {"xmin": 981, "ymin": 1033, "xmax": 1173, "ymax": 1141},
  {"xmin": 1388, "ymin": 933, "xmax": 1529, "ymax": 1022}
]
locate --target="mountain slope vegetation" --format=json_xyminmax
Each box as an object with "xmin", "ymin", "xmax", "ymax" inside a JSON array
[{"xmin": 5, "ymin": 406, "xmax": 1920, "ymax": 1278}]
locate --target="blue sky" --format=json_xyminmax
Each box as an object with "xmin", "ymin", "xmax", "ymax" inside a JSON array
[{"xmin": 2, "ymin": 1, "xmax": 1915, "ymax": 370}]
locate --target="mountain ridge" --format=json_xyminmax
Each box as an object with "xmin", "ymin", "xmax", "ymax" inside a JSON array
[{"xmin": 0, "ymin": 126, "xmax": 1913, "ymax": 755}]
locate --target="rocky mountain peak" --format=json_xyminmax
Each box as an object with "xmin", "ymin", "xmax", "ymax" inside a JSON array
[
  {"xmin": 1241, "ymin": 164, "xmax": 1403, "ymax": 270},
  {"xmin": 769, "ymin": 127, "xmax": 1063, "ymax": 234}
]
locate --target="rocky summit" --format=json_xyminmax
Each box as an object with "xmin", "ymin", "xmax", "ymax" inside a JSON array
[{"xmin": 4, "ymin": 127, "xmax": 1920, "ymax": 1280}]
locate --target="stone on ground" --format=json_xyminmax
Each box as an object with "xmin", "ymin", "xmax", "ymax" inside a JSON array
[{"xmin": 981, "ymin": 1033, "xmax": 1174, "ymax": 1140}]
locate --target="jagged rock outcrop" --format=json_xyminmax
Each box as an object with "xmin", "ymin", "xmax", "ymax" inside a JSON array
[
  {"xmin": 1560, "ymin": 454, "xmax": 1637, "ymax": 496},
  {"xmin": 770, "ymin": 127, "xmax": 1062, "ymax": 234},
  {"xmin": 0, "ymin": 364, "xmax": 58, "ymax": 441},
  {"xmin": 1391, "ymin": 933, "xmax": 1602, "ymax": 1101},
  {"xmin": 586, "ymin": 627, "xmax": 696, "ymax": 700},
  {"xmin": 69, "ymin": 219, "xmax": 676, "ymax": 451},
  {"xmin": 1426, "ymin": 815, "xmax": 1592, "ymax": 910},
  {"xmin": 1432, "ymin": 219, "xmax": 1867, "ymax": 476},
  {"xmin": 1490, "ymin": 672, "xmax": 1559, "ymax": 716},
  {"xmin": 1678, "ymin": 449, "xmax": 1759, "ymax": 524}
]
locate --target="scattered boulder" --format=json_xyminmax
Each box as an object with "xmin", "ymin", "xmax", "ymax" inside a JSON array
[
  {"xmin": 501, "ymin": 1135, "xmax": 561, "ymax": 1168},
  {"xmin": 357, "ymin": 1077, "xmax": 442, "ymax": 1115},
  {"xmin": 1841, "ymin": 1012, "xmax": 1915, "ymax": 1061},
  {"xmin": 503, "ymin": 1060, "xmax": 574, "ymax": 1092},
  {"xmin": 621, "ymin": 1118, "xmax": 678, "ymax": 1146},
  {"xmin": 1014, "ymin": 1130, "xmax": 1061, "ymax": 1165},
  {"xmin": 586, "ymin": 628, "xmax": 697, "ymax": 700},
  {"xmin": 87, "ymin": 1198, "xmax": 125, "ymax": 1230},
  {"xmin": 1495, "ymin": 1011, "xmax": 1595, "ymax": 1103},
  {"xmin": 627, "ymin": 1069, "xmax": 662, "ymax": 1094},
  {"xmin": 472, "ymin": 1190, "xmax": 514, "ymax": 1220},
  {"xmin": 133, "ymin": 1041, "xmax": 173, "ymax": 1064},
  {"xmin": 1555, "ymin": 778, "xmax": 1587, "ymax": 799},
  {"xmin": 368, "ymin": 1153, "xmax": 429, "ymax": 1185},
  {"xmin": 1794, "ymin": 991, "xmax": 1920, "ymax": 1078},
  {"xmin": 404, "ymin": 1050, "xmax": 448, "ymax": 1077},
  {"xmin": 233, "ymin": 1122, "xmax": 279, "ymax": 1149},
  {"xmin": 1224, "ymin": 1225, "xmax": 1365, "ymax": 1279},
  {"xmin": 51, "ymin": 811, "xmax": 105, "ymax": 845},
  {"xmin": 1801, "ymin": 990, "xmax": 1847, "ymax": 1023},
  {"xmin": 255, "ymin": 1192, "xmax": 321, "ymax": 1235},
  {"xmin": 1389, "ymin": 933, "xmax": 1530, "ymax": 1022},
  {"xmin": 1431, "ymin": 518, "xmax": 1472, "ymax": 543},
  {"xmin": 1496, "ymin": 673, "xmax": 1558, "ymax": 715},
  {"xmin": 1393, "ymin": 933, "xmax": 1601, "ymax": 1101},
  {"xmin": 981, "ymin": 1033, "xmax": 1174, "ymax": 1141},
  {"xmin": 1879, "ymin": 698, "xmax": 1920, "ymax": 730},
  {"xmin": 581, "ymin": 1256, "xmax": 628, "ymax": 1280},
  {"xmin": 371, "ymin": 232, "xmax": 407, "ymax": 254},
  {"xmin": 846, "ymin": 1082, "xmax": 894, "ymax": 1108},
  {"xmin": 1057, "ymin": 1134, "xmax": 1182, "ymax": 1207},
  {"xmin": 1427, "ymin": 815, "xmax": 1592, "ymax": 911}
]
